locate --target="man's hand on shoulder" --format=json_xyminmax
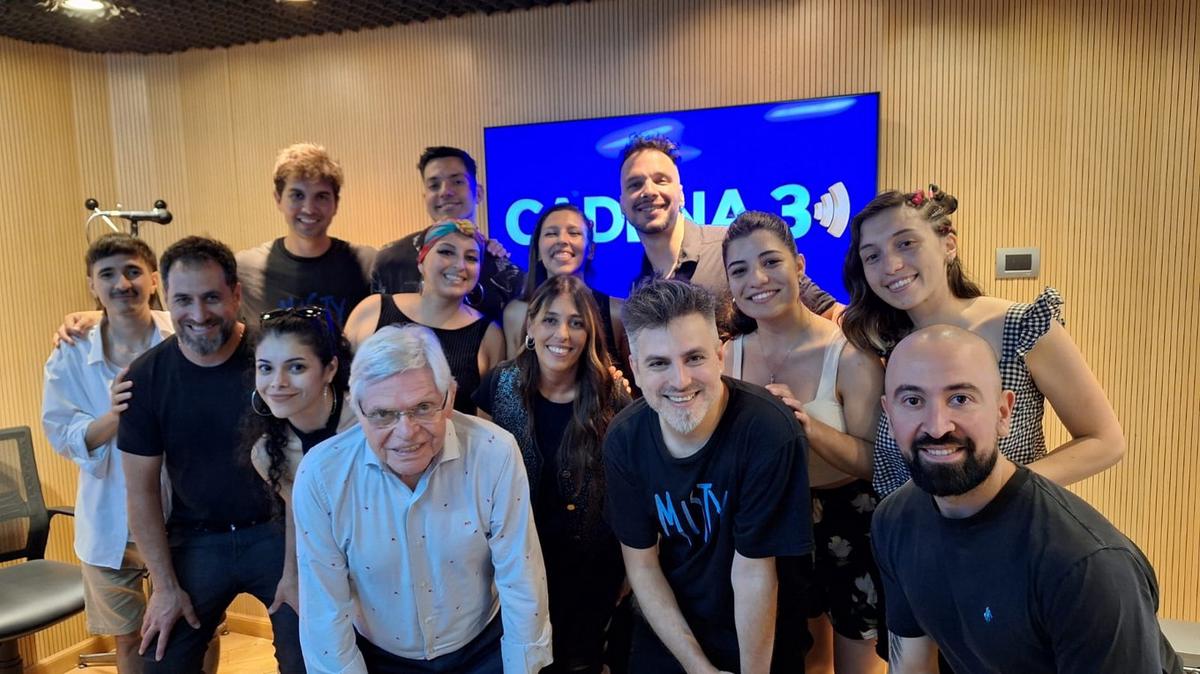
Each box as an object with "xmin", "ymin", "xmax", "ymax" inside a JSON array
[
  {"xmin": 53, "ymin": 310, "xmax": 102, "ymax": 347},
  {"xmin": 110, "ymin": 367, "xmax": 132, "ymax": 414}
]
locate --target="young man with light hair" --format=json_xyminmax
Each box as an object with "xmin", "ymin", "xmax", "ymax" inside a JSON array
[
  {"xmin": 237, "ymin": 142, "xmax": 376, "ymax": 327},
  {"xmin": 293, "ymin": 323, "xmax": 551, "ymax": 673}
]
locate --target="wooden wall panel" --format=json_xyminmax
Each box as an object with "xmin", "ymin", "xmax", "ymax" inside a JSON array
[
  {"xmin": 1, "ymin": 0, "xmax": 1196, "ymax": 665},
  {"xmin": 0, "ymin": 36, "xmax": 103, "ymax": 668}
]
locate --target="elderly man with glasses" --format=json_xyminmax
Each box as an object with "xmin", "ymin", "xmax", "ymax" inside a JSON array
[{"xmin": 292, "ymin": 324, "xmax": 552, "ymax": 674}]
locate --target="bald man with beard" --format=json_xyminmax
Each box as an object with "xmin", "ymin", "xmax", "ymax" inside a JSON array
[{"xmin": 872, "ymin": 325, "xmax": 1181, "ymax": 674}]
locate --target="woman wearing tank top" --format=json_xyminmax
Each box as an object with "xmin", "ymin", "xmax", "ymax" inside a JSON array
[
  {"xmin": 502, "ymin": 203, "xmax": 627, "ymax": 366},
  {"xmin": 344, "ymin": 220, "xmax": 504, "ymax": 415},
  {"xmin": 722, "ymin": 212, "xmax": 886, "ymax": 674}
]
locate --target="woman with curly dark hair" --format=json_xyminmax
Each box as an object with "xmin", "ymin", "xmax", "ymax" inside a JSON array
[
  {"xmin": 244, "ymin": 305, "xmax": 356, "ymax": 616},
  {"xmin": 475, "ymin": 274, "xmax": 631, "ymax": 674}
]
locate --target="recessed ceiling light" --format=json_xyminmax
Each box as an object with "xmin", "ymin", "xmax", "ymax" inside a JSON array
[
  {"xmin": 41, "ymin": 0, "xmax": 138, "ymax": 19},
  {"xmin": 62, "ymin": 0, "xmax": 106, "ymax": 10}
]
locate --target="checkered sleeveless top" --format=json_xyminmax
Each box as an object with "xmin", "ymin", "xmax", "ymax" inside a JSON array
[{"xmin": 872, "ymin": 287, "xmax": 1066, "ymax": 498}]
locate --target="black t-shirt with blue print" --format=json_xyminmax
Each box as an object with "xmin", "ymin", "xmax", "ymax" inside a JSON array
[{"xmin": 603, "ymin": 376, "xmax": 813, "ymax": 669}]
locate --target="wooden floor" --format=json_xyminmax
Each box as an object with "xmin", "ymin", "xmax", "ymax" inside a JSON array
[{"xmin": 78, "ymin": 631, "xmax": 278, "ymax": 674}]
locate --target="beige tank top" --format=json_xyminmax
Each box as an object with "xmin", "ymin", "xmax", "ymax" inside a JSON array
[{"xmin": 730, "ymin": 332, "xmax": 852, "ymax": 487}]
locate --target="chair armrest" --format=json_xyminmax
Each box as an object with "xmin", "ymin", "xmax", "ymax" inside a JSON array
[{"xmin": 48, "ymin": 505, "xmax": 75, "ymax": 519}]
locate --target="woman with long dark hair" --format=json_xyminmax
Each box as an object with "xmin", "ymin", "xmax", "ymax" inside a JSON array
[
  {"xmin": 842, "ymin": 184, "xmax": 1124, "ymax": 498},
  {"xmin": 502, "ymin": 203, "xmax": 626, "ymax": 365},
  {"xmin": 721, "ymin": 211, "xmax": 886, "ymax": 674},
  {"xmin": 476, "ymin": 274, "xmax": 631, "ymax": 674},
  {"xmin": 345, "ymin": 219, "xmax": 505, "ymax": 415},
  {"xmin": 244, "ymin": 306, "xmax": 357, "ymax": 615}
]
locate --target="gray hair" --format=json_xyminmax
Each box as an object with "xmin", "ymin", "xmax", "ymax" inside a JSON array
[
  {"xmin": 349, "ymin": 324, "xmax": 454, "ymax": 407},
  {"xmin": 622, "ymin": 278, "xmax": 717, "ymax": 358}
]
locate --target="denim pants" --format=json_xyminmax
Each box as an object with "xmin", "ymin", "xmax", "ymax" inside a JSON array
[{"xmin": 142, "ymin": 522, "xmax": 304, "ymax": 673}]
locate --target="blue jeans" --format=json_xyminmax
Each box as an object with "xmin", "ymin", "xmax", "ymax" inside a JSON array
[{"xmin": 142, "ymin": 522, "xmax": 304, "ymax": 674}]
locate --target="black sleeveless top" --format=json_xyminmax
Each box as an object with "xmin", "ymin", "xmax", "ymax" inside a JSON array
[
  {"xmin": 590, "ymin": 287, "xmax": 620, "ymax": 366},
  {"xmin": 375, "ymin": 293, "xmax": 492, "ymax": 415}
]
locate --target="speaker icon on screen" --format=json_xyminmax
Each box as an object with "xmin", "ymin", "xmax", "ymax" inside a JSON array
[{"xmin": 813, "ymin": 182, "xmax": 850, "ymax": 238}]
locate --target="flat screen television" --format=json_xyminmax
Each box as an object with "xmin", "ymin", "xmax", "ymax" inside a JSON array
[{"xmin": 483, "ymin": 92, "xmax": 880, "ymax": 301}]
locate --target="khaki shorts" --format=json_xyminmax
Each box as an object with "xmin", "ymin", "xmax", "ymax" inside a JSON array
[{"xmin": 79, "ymin": 543, "xmax": 147, "ymax": 636}]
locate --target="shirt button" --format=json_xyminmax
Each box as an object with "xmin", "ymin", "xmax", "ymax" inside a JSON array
[{"xmin": 566, "ymin": 504, "xmax": 576, "ymax": 511}]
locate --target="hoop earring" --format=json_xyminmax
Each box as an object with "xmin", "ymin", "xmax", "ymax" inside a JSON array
[
  {"xmin": 524, "ymin": 335, "xmax": 536, "ymax": 351},
  {"xmin": 250, "ymin": 390, "xmax": 273, "ymax": 417}
]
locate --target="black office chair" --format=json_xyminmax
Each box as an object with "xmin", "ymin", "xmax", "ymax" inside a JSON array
[{"xmin": 0, "ymin": 426, "xmax": 83, "ymax": 674}]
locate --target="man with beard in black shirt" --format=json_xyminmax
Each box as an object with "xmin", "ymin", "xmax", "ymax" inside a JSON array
[
  {"xmin": 873, "ymin": 325, "xmax": 1181, "ymax": 674},
  {"xmin": 120, "ymin": 236, "xmax": 304, "ymax": 673}
]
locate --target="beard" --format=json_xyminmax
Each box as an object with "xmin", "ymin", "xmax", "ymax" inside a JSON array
[
  {"xmin": 177, "ymin": 318, "xmax": 234, "ymax": 356},
  {"xmin": 646, "ymin": 388, "xmax": 712, "ymax": 435},
  {"xmin": 904, "ymin": 432, "xmax": 997, "ymax": 497}
]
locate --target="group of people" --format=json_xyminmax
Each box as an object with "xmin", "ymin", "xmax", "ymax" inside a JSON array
[{"xmin": 40, "ymin": 137, "xmax": 1182, "ymax": 674}]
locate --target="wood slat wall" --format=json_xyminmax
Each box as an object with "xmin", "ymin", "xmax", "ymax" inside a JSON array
[
  {"xmin": 0, "ymin": 38, "xmax": 100, "ymax": 665},
  {"xmin": 2, "ymin": 0, "xmax": 1195, "ymax": 666}
]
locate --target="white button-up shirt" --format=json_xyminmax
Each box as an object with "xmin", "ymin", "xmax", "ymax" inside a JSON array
[
  {"xmin": 293, "ymin": 413, "xmax": 552, "ymax": 674},
  {"xmin": 41, "ymin": 311, "xmax": 173, "ymax": 568}
]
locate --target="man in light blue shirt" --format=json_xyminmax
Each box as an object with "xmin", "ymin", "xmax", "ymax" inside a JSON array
[{"xmin": 293, "ymin": 324, "xmax": 551, "ymax": 673}]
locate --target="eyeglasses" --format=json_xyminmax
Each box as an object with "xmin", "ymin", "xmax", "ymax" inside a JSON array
[
  {"xmin": 261, "ymin": 305, "xmax": 328, "ymax": 323},
  {"xmin": 358, "ymin": 391, "xmax": 449, "ymax": 430}
]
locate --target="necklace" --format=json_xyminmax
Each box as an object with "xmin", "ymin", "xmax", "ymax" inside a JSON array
[{"xmin": 756, "ymin": 332, "xmax": 801, "ymax": 385}]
